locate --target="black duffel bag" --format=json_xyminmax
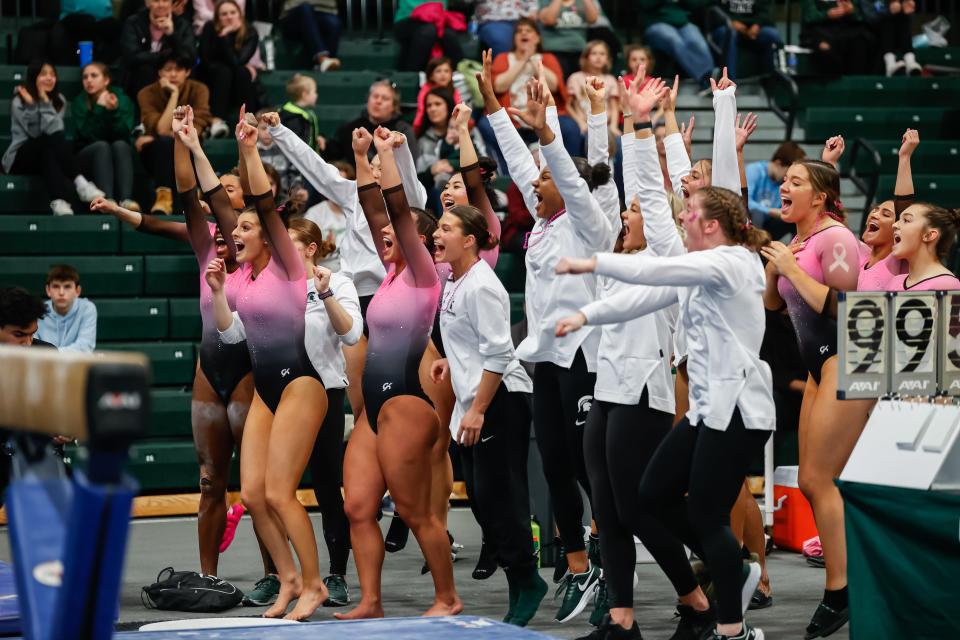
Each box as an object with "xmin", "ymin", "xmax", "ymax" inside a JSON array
[{"xmin": 141, "ymin": 567, "xmax": 244, "ymax": 612}]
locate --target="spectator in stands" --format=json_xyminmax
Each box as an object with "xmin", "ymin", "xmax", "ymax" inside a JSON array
[
  {"xmin": 637, "ymin": 0, "xmax": 715, "ymax": 87},
  {"xmin": 2, "ymin": 60, "xmax": 105, "ymax": 216},
  {"xmin": 801, "ymin": 0, "xmax": 875, "ymax": 76},
  {"xmin": 566, "ymin": 40, "xmax": 620, "ymax": 137},
  {"xmin": 136, "ymin": 51, "xmax": 211, "ymax": 215},
  {"xmin": 36, "ymin": 264, "xmax": 97, "ymax": 353},
  {"xmin": 746, "ymin": 140, "xmax": 807, "ymax": 240},
  {"xmin": 537, "ymin": 0, "xmax": 619, "ymax": 77},
  {"xmin": 120, "ymin": 0, "xmax": 197, "ymax": 98},
  {"xmin": 280, "ymin": 74, "xmax": 321, "ymax": 152},
  {"xmin": 860, "ymin": 0, "xmax": 921, "ymax": 76},
  {"xmin": 0, "ymin": 287, "xmax": 48, "ymax": 347},
  {"xmin": 50, "ymin": 0, "xmax": 123, "ymax": 65},
  {"xmin": 714, "ymin": 0, "xmax": 783, "ymax": 79},
  {"xmin": 71, "ymin": 62, "xmax": 139, "ymax": 212},
  {"xmin": 475, "ymin": 0, "xmax": 538, "ymax": 58},
  {"xmin": 324, "ymin": 79, "xmax": 418, "ymax": 164},
  {"xmin": 621, "ymin": 44, "xmax": 654, "ymax": 86},
  {"xmin": 279, "ymin": 0, "xmax": 343, "ymax": 72},
  {"xmin": 199, "ymin": 0, "xmax": 261, "ymax": 136},
  {"xmin": 413, "ymin": 57, "xmax": 464, "ymax": 132},
  {"xmin": 394, "ymin": 0, "xmax": 465, "ymax": 73}
]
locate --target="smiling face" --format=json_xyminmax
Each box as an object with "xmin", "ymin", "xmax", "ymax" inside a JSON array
[
  {"xmin": 45, "ymin": 279, "xmax": 79, "ymax": 315},
  {"xmin": 433, "ymin": 211, "xmax": 473, "ymax": 264},
  {"xmin": 216, "ymin": 1, "xmax": 242, "ymax": 31},
  {"xmin": 440, "ymin": 173, "xmax": 467, "ymax": 212},
  {"xmin": 892, "ymin": 205, "xmax": 937, "ymax": 260},
  {"xmin": 220, "ymin": 174, "xmax": 244, "ymax": 210},
  {"xmin": 430, "ymin": 62, "xmax": 453, "ymax": 87},
  {"xmin": 147, "ymin": 0, "xmax": 172, "ymax": 21},
  {"xmin": 514, "ymin": 22, "xmax": 540, "ymax": 54},
  {"xmin": 212, "ymin": 225, "xmax": 229, "ymax": 259},
  {"xmin": 861, "ymin": 200, "xmax": 896, "ymax": 248},
  {"xmin": 231, "ymin": 211, "xmax": 266, "ymax": 263},
  {"xmin": 36, "ymin": 64, "xmax": 57, "ymax": 95},
  {"xmin": 778, "ymin": 164, "xmax": 823, "ymax": 224},
  {"xmin": 81, "ymin": 64, "xmax": 108, "ymax": 97},
  {"xmin": 532, "ymin": 168, "xmax": 563, "ymax": 219},
  {"xmin": 368, "ymin": 84, "xmax": 395, "ymax": 122},
  {"xmin": 621, "ymin": 196, "xmax": 647, "ymax": 252},
  {"xmin": 425, "ymin": 93, "xmax": 450, "ymax": 130},
  {"xmin": 680, "ymin": 160, "xmax": 711, "ymax": 200}
]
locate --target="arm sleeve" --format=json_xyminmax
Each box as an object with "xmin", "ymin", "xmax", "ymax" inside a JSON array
[
  {"xmin": 594, "ymin": 249, "xmax": 737, "ymax": 291},
  {"xmin": 664, "ymin": 132, "xmax": 691, "ymax": 199},
  {"xmin": 487, "ymin": 107, "xmax": 539, "ymax": 217},
  {"xmin": 545, "ymin": 104, "xmax": 563, "ymax": 148},
  {"xmin": 395, "ymin": 138, "xmax": 428, "ymax": 209},
  {"xmin": 181, "ymin": 187, "xmax": 215, "ymax": 264},
  {"xmin": 136, "ymin": 215, "xmax": 191, "ymax": 243},
  {"xmin": 587, "ymin": 111, "xmax": 620, "ymax": 235},
  {"xmin": 202, "ymin": 183, "xmax": 240, "ymax": 259},
  {"xmin": 539, "ymin": 136, "xmax": 607, "ymax": 247},
  {"xmin": 462, "ymin": 160, "xmax": 501, "ymax": 268},
  {"xmin": 138, "ymin": 88, "xmax": 161, "ymax": 134},
  {"xmin": 62, "ymin": 302, "xmax": 98, "ymax": 352},
  {"xmin": 357, "ymin": 182, "xmax": 390, "ymax": 265},
  {"xmin": 112, "ymin": 92, "xmax": 136, "ymax": 139},
  {"xmin": 253, "ymin": 190, "xmax": 305, "ymax": 281},
  {"xmin": 471, "ymin": 284, "xmax": 517, "ymax": 374},
  {"xmin": 219, "ymin": 311, "xmax": 247, "ymax": 344},
  {"xmin": 271, "ymin": 123, "xmax": 359, "ymax": 210},
  {"xmin": 581, "ymin": 282, "xmax": 679, "ymax": 325},
  {"xmin": 634, "ymin": 135, "xmax": 686, "ymax": 257},
  {"xmin": 894, "ymin": 193, "xmax": 914, "ymax": 217},
  {"xmin": 818, "ymin": 227, "xmax": 861, "ymax": 292},
  {"xmin": 711, "ymin": 86, "xmax": 740, "ymax": 193},
  {"xmin": 333, "ymin": 277, "xmax": 363, "ymax": 346},
  {"xmin": 382, "ymin": 184, "xmax": 437, "ymax": 288},
  {"xmin": 621, "ymin": 134, "xmax": 639, "ymax": 205}
]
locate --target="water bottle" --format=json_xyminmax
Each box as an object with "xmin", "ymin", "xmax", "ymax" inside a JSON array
[
  {"xmin": 531, "ymin": 517, "xmax": 541, "ymax": 568},
  {"xmin": 78, "ymin": 41, "xmax": 93, "ymax": 68},
  {"xmin": 468, "ymin": 19, "xmax": 478, "ymax": 37}
]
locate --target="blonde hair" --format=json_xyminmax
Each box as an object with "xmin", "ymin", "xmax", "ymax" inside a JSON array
[
  {"xmin": 579, "ymin": 40, "xmax": 611, "ymax": 73},
  {"xmin": 286, "ymin": 73, "xmax": 316, "ymax": 102},
  {"xmin": 288, "ymin": 218, "xmax": 336, "ymax": 262}
]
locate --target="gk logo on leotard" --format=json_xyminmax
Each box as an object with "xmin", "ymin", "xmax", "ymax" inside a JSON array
[
  {"xmin": 382, "ymin": 382, "xmax": 393, "ymax": 391},
  {"xmin": 280, "ymin": 368, "xmax": 291, "ymax": 378},
  {"xmin": 820, "ymin": 345, "xmax": 830, "ymax": 355},
  {"xmin": 828, "ymin": 242, "xmax": 850, "ymax": 273},
  {"xmin": 575, "ymin": 395, "xmax": 593, "ymax": 426}
]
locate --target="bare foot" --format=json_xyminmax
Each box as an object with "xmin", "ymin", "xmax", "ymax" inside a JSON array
[
  {"xmin": 334, "ymin": 600, "xmax": 385, "ymax": 620},
  {"xmin": 284, "ymin": 582, "xmax": 329, "ymax": 622},
  {"xmin": 423, "ymin": 596, "xmax": 463, "ymax": 617},
  {"xmin": 264, "ymin": 576, "xmax": 302, "ymax": 618}
]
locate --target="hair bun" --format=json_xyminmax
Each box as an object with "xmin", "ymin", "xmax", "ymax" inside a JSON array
[
  {"xmin": 477, "ymin": 156, "xmax": 498, "ymax": 184},
  {"xmin": 590, "ymin": 163, "xmax": 612, "ymax": 189}
]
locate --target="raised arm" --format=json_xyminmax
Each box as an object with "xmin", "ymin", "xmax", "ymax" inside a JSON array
[
  {"xmin": 660, "ymin": 75, "xmax": 692, "ymax": 198},
  {"xmin": 453, "ymin": 103, "xmax": 500, "ymax": 266},
  {"xmin": 393, "ymin": 132, "xmax": 428, "ymax": 209},
  {"xmin": 735, "ymin": 112, "xmax": 759, "ymax": 199},
  {"xmin": 172, "ymin": 106, "xmax": 216, "ymax": 261},
  {"xmin": 581, "ymin": 281, "xmax": 679, "ymax": 326},
  {"xmin": 894, "ymin": 128, "xmax": 918, "ymax": 215},
  {"xmin": 711, "ymin": 68, "xmax": 740, "ymax": 193},
  {"xmin": 353, "ymin": 127, "xmax": 390, "ymax": 263},
  {"xmin": 585, "ymin": 76, "xmax": 620, "ymax": 230}
]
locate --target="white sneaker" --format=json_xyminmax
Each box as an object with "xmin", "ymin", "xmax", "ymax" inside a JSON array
[
  {"xmin": 50, "ymin": 199, "xmax": 74, "ymax": 216},
  {"xmin": 904, "ymin": 52, "xmax": 923, "ymax": 76},
  {"xmin": 884, "ymin": 52, "xmax": 905, "ymax": 77},
  {"xmin": 75, "ymin": 179, "xmax": 105, "ymax": 203},
  {"xmin": 210, "ymin": 119, "xmax": 230, "ymax": 139},
  {"xmin": 318, "ymin": 57, "xmax": 341, "ymax": 72}
]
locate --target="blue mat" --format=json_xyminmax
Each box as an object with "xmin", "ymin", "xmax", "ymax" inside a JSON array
[
  {"xmin": 0, "ymin": 562, "xmax": 19, "ymax": 636},
  {"xmin": 122, "ymin": 616, "xmax": 555, "ymax": 639}
]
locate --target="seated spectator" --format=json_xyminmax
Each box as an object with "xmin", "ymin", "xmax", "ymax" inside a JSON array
[
  {"xmin": 538, "ymin": 0, "xmax": 619, "ymax": 77},
  {"xmin": 860, "ymin": 0, "xmax": 921, "ymax": 76},
  {"xmin": 638, "ymin": 0, "xmax": 715, "ymax": 87},
  {"xmin": 324, "ymin": 80, "xmax": 418, "ymax": 164},
  {"xmin": 746, "ymin": 140, "xmax": 807, "ymax": 240},
  {"xmin": 2, "ymin": 60, "xmax": 105, "ymax": 216},
  {"xmin": 715, "ymin": 0, "xmax": 783, "ymax": 79},
  {"xmin": 621, "ymin": 43, "xmax": 654, "ymax": 86},
  {"xmin": 394, "ymin": 0, "xmax": 465, "ymax": 73},
  {"xmin": 36, "ymin": 264, "xmax": 97, "ymax": 353},
  {"xmin": 303, "ymin": 160, "xmax": 354, "ymax": 271},
  {"xmin": 71, "ymin": 62, "xmax": 139, "ymax": 212},
  {"xmin": 279, "ymin": 0, "xmax": 343, "ymax": 72},
  {"xmin": 566, "ymin": 40, "xmax": 620, "ymax": 136},
  {"xmin": 801, "ymin": 0, "xmax": 875, "ymax": 76},
  {"xmin": 199, "ymin": 0, "xmax": 261, "ymax": 135},
  {"xmin": 50, "ymin": 0, "xmax": 123, "ymax": 65},
  {"xmin": 136, "ymin": 51, "xmax": 211, "ymax": 215},
  {"xmin": 413, "ymin": 56, "xmax": 464, "ymax": 132},
  {"xmin": 0, "ymin": 287, "xmax": 48, "ymax": 347},
  {"xmin": 475, "ymin": 0, "xmax": 538, "ymax": 58},
  {"xmin": 280, "ymin": 74, "xmax": 321, "ymax": 152},
  {"xmin": 120, "ymin": 0, "xmax": 197, "ymax": 98}
]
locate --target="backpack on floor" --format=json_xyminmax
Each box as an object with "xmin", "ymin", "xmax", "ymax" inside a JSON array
[{"xmin": 141, "ymin": 567, "xmax": 244, "ymax": 612}]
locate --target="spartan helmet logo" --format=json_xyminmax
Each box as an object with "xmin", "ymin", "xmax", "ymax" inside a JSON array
[{"xmin": 575, "ymin": 395, "xmax": 593, "ymax": 426}]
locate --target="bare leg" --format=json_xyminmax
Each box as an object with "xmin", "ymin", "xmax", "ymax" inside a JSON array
[
  {"xmin": 421, "ymin": 341, "xmax": 455, "ymax": 528},
  {"xmin": 343, "ymin": 338, "xmax": 367, "ymax": 418}
]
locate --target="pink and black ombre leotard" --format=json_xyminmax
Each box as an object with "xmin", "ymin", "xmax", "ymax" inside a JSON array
[{"xmin": 778, "ymin": 224, "xmax": 860, "ymax": 383}]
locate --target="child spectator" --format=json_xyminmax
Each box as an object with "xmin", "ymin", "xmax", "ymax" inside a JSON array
[
  {"xmin": 413, "ymin": 57, "xmax": 464, "ymax": 132},
  {"xmin": 136, "ymin": 51, "xmax": 211, "ymax": 215},
  {"xmin": 801, "ymin": 0, "xmax": 876, "ymax": 76},
  {"xmin": 36, "ymin": 264, "xmax": 98, "ymax": 353},
  {"xmin": 2, "ymin": 60, "xmax": 105, "ymax": 216},
  {"xmin": 715, "ymin": 0, "xmax": 783, "ymax": 79},
  {"xmin": 621, "ymin": 44, "xmax": 654, "ymax": 87},
  {"xmin": 565, "ymin": 40, "xmax": 620, "ymax": 136},
  {"xmin": 279, "ymin": 0, "xmax": 343, "ymax": 72},
  {"xmin": 746, "ymin": 140, "xmax": 807, "ymax": 239},
  {"xmin": 71, "ymin": 62, "xmax": 139, "ymax": 212},
  {"xmin": 280, "ymin": 73, "xmax": 322, "ymax": 152},
  {"xmin": 198, "ymin": 0, "xmax": 262, "ymax": 134},
  {"xmin": 475, "ymin": 0, "xmax": 538, "ymax": 57},
  {"xmin": 637, "ymin": 0, "xmax": 714, "ymax": 87},
  {"xmin": 120, "ymin": 0, "xmax": 197, "ymax": 97},
  {"xmin": 860, "ymin": 0, "xmax": 921, "ymax": 76}
]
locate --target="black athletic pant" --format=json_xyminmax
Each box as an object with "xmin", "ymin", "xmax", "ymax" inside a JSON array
[
  {"xmin": 202, "ymin": 62, "xmax": 261, "ymax": 120},
  {"xmin": 309, "ymin": 387, "xmax": 350, "ymax": 576},
  {"xmin": 459, "ymin": 384, "xmax": 536, "ymax": 571},
  {"xmin": 393, "ymin": 18, "xmax": 464, "ymax": 73},
  {"xmin": 583, "ymin": 393, "xmax": 699, "ymax": 609},
  {"xmin": 532, "ymin": 348, "xmax": 595, "ymax": 554},
  {"xmin": 876, "ymin": 12, "xmax": 914, "ymax": 57},
  {"xmin": 802, "ymin": 21, "xmax": 876, "ymax": 76},
  {"xmin": 10, "ymin": 132, "xmax": 79, "ymax": 204},
  {"xmin": 637, "ymin": 409, "xmax": 770, "ymax": 625}
]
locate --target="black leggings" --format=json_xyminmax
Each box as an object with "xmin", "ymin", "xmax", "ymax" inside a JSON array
[
  {"xmin": 584, "ymin": 394, "xmax": 698, "ymax": 609},
  {"xmin": 532, "ymin": 348, "xmax": 595, "ymax": 554},
  {"xmin": 10, "ymin": 132, "xmax": 79, "ymax": 204},
  {"xmin": 309, "ymin": 387, "xmax": 350, "ymax": 576},
  {"xmin": 875, "ymin": 12, "xmax": 913, "ymax": 56},
  {"xmin": 802, "ymin": 20, "xmax": 877, "ymax": 76},
  {"xmin": 459, "ymin": 385, "xmax": 536, "ymax": 571},
  {"xmin": 201, "ymin": 61, "xmax": 261, "ymax": 120},
  {"xmin": 637, "ymin": 409, "xmax": 770, "ymax": 625},
  {"xmin": 393, "ymin": 18, "xmax": 464, "ymax": 72}
]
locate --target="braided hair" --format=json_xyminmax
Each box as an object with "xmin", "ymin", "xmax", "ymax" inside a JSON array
[{"xmin": 698, "ymin": 187, "xmax": 770, "ymax": 252}]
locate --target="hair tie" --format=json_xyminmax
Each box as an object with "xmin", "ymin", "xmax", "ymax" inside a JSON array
[
  {"xmin": 276, "ymin": 203, "xmax": 286, "ymax": 214},
  {"xmin": 833, "ymin": 198, "xmax": 844, "ymax": 211},
  {"xmin": 741, "ymin": 220, "xmax": 753, "ymax": 231}
]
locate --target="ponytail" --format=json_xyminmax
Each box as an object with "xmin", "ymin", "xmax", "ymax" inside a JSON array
[
  {"xmin": 572, "ymin": 157, "xmax": 611, "ymax": 192},
  {"xmin": 796, "ymin": 160, "xmax": 845, "ymax": 222},
  {"xmin": 448, "ymin": 203, "xmax": 500, "ymax": 251},
  {"xmin": 918, "ymin": 202, "xmax": 960, "ymax": 263}
]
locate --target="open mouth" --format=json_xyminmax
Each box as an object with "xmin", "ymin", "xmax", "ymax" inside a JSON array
[
  {"xmin": 383, "ymin": 236, "xmax": 394, "ymax": 249},
  {"xmin": 867, "ymin": 220, "xmax": 880, "ymax": 233},
  {"xmin": 441, "ymin": 195, "xmax": 456, "ymax": 209},
  {"xmin": 234, "ymin": 239, "xmax": 246, "ymax": 252},
  {"xmin": 780, "ymin": 195, "xmax": 792, "ymax": 214},
  {"xmin": 434, "ymin": 241, "xmax": 445, "ymax": 258},
  {"xmin": 893, "ymin": 233, "xmax": 902, "ymax": 244}
]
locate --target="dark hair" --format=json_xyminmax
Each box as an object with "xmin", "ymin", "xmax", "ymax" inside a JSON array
[
  {"xmin": 25, "ymin": 59, "xmax": 63, "ymax": 111},
  {"xmin": 288, "ymin": 217, "xmax": 336, "ymax": 262},
  {"xmin": 795, "ymin": 159, "xmax": 845, "ymax": 222},
  {"xmin": 916, "ymin": 203, "xmax": 960, "ymax": 262},
  {"xmin": 262, "ymin": 162, "xmax": 281, "ymax": 195},
  {"xmin": 426, "ymin": 56, "xmax": 453, "ymax": 83},
  {"xmin": 0, "ymin": 286, "xmax": 46, "ymax": 328},
  {"xmin": 447, "ymin": 204, "xmax": 500, "ymax": 251},
  {"xmin": 331, "ymin": 160, "xmax": 356, "ymax": 181},
  {"xmin": 771, "ymin": 141, "xmax": 806, "ymax": 166},
  {"xmin": 412, "ymin": 206, "xmax": 438, "ymax": 256},
  {"xmin": 513, "ymin": 18, "xmax": 543, "ymax": 53},
  {"xmin": 477, "ymin": 156, "xmax": 500, "ymax": 206},
  {"xmin": 698, "ymin": 187, "xmax": 770, "ymax": 252},
  {"xmin": 416, "ymin": 86, "xmax": 455, "ymax": 137},
  {"xmin": 156, "ymin": 49, "xmax": 195, "ymax": 73},
  {"xmin": 46, "ymin": 263, "xmax": 80, "ymax": 285},
  {"xmin": 572, "ymin": 157, "xmax": 611, "ymax": 191}
]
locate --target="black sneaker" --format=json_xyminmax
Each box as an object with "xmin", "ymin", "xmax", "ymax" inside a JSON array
[
  {"xmin": 748, "ymin": 588, "xmax": 772, "ymax": 610},
  {"xmin": 669, "ymin": 604, "xmax": 716, "ymax": 640},
  {"xmin": 708, "ymin": 622, "xmax": 764, "ymax": 640},
  {"xmin": 576, "ymin": 615, "xmax": 643, "ymax": 640},
  {"xmin": 322, "ymin": 574, "xmax": 349, "ymax": 607},
  {"xmin": 472, "ymin": 539, "xmax": 498, "ymax": 580},
  {"xmin": 588, "ymin": 534, "xmax": 602, "ymax": 569},
  {"xmin": 588, "ymin": 576, "xmax": 609, "ymax": 627},
  {"xmin": 803, "ymin": 601, "xmax": 849, "ymax": 639},
  {"xmin": 385, "ymin": 513, "xmax": 409, "ymax": 553},
  {"xmin": 552, "ymin": 538, "xmax": 568, "ymax": 584}
]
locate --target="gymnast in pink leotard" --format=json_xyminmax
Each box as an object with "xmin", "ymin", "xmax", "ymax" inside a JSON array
[
  {"xmin": 857, "ymin": 199, "xmax": 907, "ymax": 291},
  {"xmin": 889, "ymin": 202, "xmax": 960, "ymax": 291}
]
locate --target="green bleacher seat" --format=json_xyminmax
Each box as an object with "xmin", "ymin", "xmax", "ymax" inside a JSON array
[
  {"xmin": 788, "ymin": 76, "xmax": 960, "ymax": 109},
  {"xmin": 146, "ymin": 389, "xmax": 193, "ymax": 439},
  {"xmin": 97, "ymin": 341, "xmax": 196, "ymax": 385},
  {"xmin": 168, "ymin": 297, "xmax": 203, "ymax": 339},
  {"xmin": 915, "ymin": 47, "xmax": 960, "ymax": 67},
  {"xmin": 0, "ymin": 64, "xmax": 81, "ymax": 99},
  {"xmin": 317, "ymin": 104, "xmax": 368, "ymax": 137},
  {"xmin": 0, "ymin": 215, "xmax": 119, "ymax": 254},
  {"xmin": 127, "ymin": 440, "xmax": 207, "ymax": 491},
  {"xmin": 94, "ymin": 298, "xmax": 169, "ymax": 341},
  {"xmin": 845, "ymin": 140, "xmax": 960, "ymax": 176},
  {"xmin": 804, "ymin": 107, "xmax": 960, "ymax": 141},
  {"xmin": 876, "ymin": 175, "xmax": 960, "ymax": 207},
  {"xmin": 0, "ymin": 255, "xmax": 143, "ymax": 296},
  {"xmin": 120, "ymin": 214, "xmax": 191, "ymax": 254},
  {"xmin": 0, "ymin": 174, "xmax": 46, "ymax": 213},
  {"xmin": 203, "ymin": 139, "xmax": 237, "ymax": 173},
  {"xmin": 339, "ymin": 38, "xmax": 400, "ymax": 72},
  {"xmin": 145, "ymin": 255, "xmax": 199, "ymax": 296},
  {"xmin": 509, "ymin": 292, "xmax": 525, "ymax": 325},
  {"xmin": 495, "ymin": 253, "xmax": 526, "ymax": 293}
]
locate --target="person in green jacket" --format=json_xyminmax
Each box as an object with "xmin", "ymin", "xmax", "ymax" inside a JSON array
[
  {"xmin": 713, "ymin": 0, "xmax": 783, "ymax": 79},
  {"xmin": 800, "ymin": 0, "xmax": 876, "ymax": 76},
  {"xmin": 638, "ymin": 0, "xmax": 715, "ymax": 87},
  {"xmin": 71, "ymin": 62, "xmax": 139, "ymax": 210}
]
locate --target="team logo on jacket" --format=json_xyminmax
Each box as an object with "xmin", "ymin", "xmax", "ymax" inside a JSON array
[{"xmin": 575, "ymin": 395, "xmax": 593, "ymax": 426}]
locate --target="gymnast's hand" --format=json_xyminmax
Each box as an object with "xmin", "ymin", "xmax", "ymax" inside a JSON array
[
  {"xmin": 556, "ymin": 312, "xmax": 587, "ymax": 337},
  {"xmin": 555, "ymin": 256, "xmax": 597, "ymax": 275},
  {"xmin": 430, "ymin": 358, "xmax": 449, "ymax": 384},
  {"xmin": 205, "ymin": 258, "xmax": 227, "ymax": 292}
]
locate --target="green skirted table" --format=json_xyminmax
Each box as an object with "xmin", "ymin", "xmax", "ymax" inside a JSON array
[{"xmin": 839, "ymin": 480, "xmax": 960, "ymax": 638}]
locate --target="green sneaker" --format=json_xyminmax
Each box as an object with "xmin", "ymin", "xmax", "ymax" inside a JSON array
[
  {"xmin": 555, "ymin": 563, "xmax": 601, "ymax": 623},
  {"xmin": 588, "ymin": 576, "xmax": 609, "ymax": 627},
  {"xmin": 322, "ymin": 574, "xmax": 350, "ymax": 607},
  {"xmin": 504, "ymin": 571, "xmax": 520, "ymax": 624},
  {"xmin": 242, "ymin": 574, "xmax": 280, "ymax": 606},
  {"xmin": 510, "ymin": 567, "xmax": 548, "ymax": 627}
]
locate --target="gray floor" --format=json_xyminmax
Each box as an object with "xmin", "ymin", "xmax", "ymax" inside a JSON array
[{"xmin": 0, "ymin": 508, "xmax": 847, "ymax": 639}]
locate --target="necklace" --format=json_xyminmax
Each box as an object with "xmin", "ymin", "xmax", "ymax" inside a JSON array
[
  {"xmin": 441, "ymin": 258, "xmax": 481, "ymax": 313},
  {"xmin": 523, "ymin": 209, "xmax": 567, "ymax": 249}
]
